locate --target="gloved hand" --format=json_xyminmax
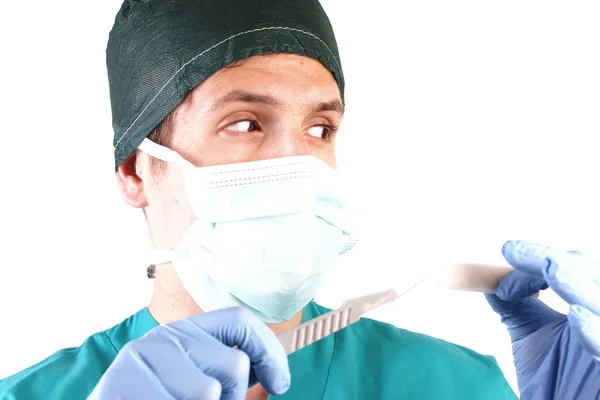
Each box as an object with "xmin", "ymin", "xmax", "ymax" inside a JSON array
[
  {"xmin": 485, "ymin": 240, "xmax": 600, "ymax": 400},
  {"xmin": 87, "ymin": 307, "xmax": 290, "ymax": 400}
]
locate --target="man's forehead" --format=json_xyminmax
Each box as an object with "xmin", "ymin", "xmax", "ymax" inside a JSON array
[
  {"xmin": 185, "ymin": 54, "xmax": 343, "ymax": 115},
  {"xmin": 198, "ymin": 89, "xmax": 344, "ymax": 116}
]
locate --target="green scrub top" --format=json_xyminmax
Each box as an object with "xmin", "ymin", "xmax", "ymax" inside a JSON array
[{"xmin": 0, "ymin": 302, "xmax": 517, "ymax": 399}]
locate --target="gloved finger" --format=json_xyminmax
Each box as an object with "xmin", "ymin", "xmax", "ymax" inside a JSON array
[
  {"xmin": 485, "ymin": 293, "xmax": 519, "ymax": 318},
  {"xmin": 568, "ymin": 305, "xmax": 600, "ymax": 363},
  {"xmin": 184, "ymin": 307, "xmax": 291, "ymax": 395},
  {"xmin": 495, "ymin": 270, "xmax": 548, "ymax": 302},
  {"xmin": 502, "ymin": 241, "xmax": 600, "ymax": 282},
  {"xmin": 196, "ymin": 347, "xmax": 253, "ymax": 400},
  {"xmin": 484, "ymin": 294, "xmax": 565, "ymax": 341},
  {"xmin": 110, "ymin": 332, "xmax": 223, "ymax": 400},
  {"xmin": 543, "ymin": 256, "xmax": 600, "ymax": 315},
  {"xmin": 152, "ymin": 322, "xmax": 252, "ymax": 400},
  {"xmin": 501, "ymin": 240, "xmax": 560, "ymax": 278}
]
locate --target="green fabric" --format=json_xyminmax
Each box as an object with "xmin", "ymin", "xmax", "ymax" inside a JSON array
[
  {"xmin": 277, "ymin": 303, "xmax": 518, "ymax": 399},
  {"xmin": 0, "ymin": 308, "xmax": 157, "ymax": 399},
  {"xmin": 0, "ymin": 303, "xmax": 517, "ymax": 399},
  {"xmin": 107, "ymin": 0, "xmax": 344, "ymax": 169}
]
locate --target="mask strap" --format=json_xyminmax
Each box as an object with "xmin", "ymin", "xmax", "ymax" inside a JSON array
[
  {"xmin": 150, "ymin": 249, "xmax": 177, "ymax": 265},
  {"xmin": 146, "ymin": 249, "xmax": 178, "ymax": 279},
  {"xmin": 138, "ymin": 138, "xmax": 195, "ymax": 167}
]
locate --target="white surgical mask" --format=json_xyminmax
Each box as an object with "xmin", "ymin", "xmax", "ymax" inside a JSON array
[{"xmin": 139, "ymin": 139, "xmax": 357, "ymax": 323}]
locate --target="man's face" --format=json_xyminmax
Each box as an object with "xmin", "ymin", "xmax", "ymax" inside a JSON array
[{"xmin": 127, "ymin": 53, "xmax": 344, "ymax": 249}]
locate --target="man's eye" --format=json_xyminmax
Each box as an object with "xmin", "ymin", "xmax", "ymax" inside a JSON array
[
  {"xmin": 226, "ymin": 120, "xmax": 260, "ymax": 132},
  {"xmin": 307, "ymin": 124, "xmax": 336, "ymax": 139}
]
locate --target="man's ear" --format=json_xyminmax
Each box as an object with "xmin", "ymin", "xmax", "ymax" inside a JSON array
[{"xmin": 116, "ymin": 151, "xmax": 149, "ymax": 208}]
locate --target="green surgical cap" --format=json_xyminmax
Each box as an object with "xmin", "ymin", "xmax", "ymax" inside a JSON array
[{"xmin": 107, "ymin": 0, "xmax": 344, "ymax": 169}]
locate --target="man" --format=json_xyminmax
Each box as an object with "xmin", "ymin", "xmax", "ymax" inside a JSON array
[{"xmin": 1, "ymin": 0, "xmax": 598, "ymax": 399}]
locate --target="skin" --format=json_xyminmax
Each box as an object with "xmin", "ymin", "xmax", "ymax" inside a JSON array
[{"xmin": 115, "ymin": 53, "xmax": 344, "ymax": 399}]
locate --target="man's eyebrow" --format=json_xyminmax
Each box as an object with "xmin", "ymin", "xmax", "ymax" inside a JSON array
[
  {"xmin": 313, "ymin": 99, "xmax": 344, "ymax": 115},
  {"xmin": 206, "ymin": 89, "xmax": 344, "ymax": 115},
  {"xmin": 207, "ymin": 90, "xmax": 283, "ymax": 114}
]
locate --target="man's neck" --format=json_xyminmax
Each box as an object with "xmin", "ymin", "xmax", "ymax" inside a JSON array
[{"xmin": 147, "ymin": 263, "xmax": 203, "ymax": 323}]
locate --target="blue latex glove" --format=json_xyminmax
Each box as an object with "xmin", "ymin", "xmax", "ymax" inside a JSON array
[
  {"xmin": 486, "ymin": 240, "xmax": 600, "ymax": 399},
  {"xmin": 88, "ymin": 307, "xmax": 290, "ymax": 400}
]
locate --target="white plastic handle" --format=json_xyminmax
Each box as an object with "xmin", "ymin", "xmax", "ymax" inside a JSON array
[{"xmin": 433, "ymin": 263, "xmax": 514, "ymax": 293}]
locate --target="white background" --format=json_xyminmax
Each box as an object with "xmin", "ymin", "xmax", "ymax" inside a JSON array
[{"xmin": 1, "ymin": 0, "xmax": 599, "ymax": 396}]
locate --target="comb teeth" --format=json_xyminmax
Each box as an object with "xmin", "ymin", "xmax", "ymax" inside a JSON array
[{"xmin": 289, "ymin": 307, "xmax": 351, "ymax": 352}]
